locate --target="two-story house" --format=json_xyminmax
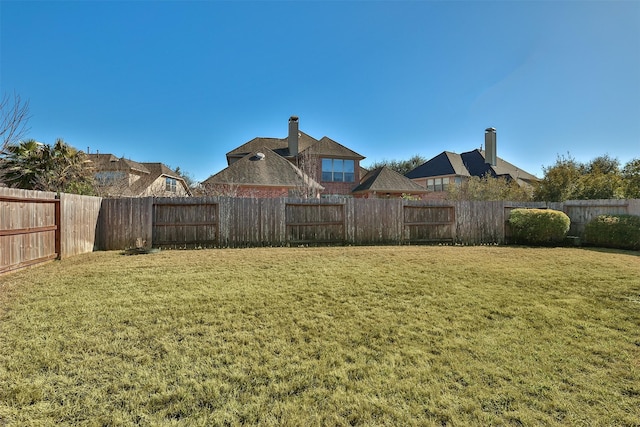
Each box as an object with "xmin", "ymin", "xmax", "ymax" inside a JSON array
[
  {"xmin": 88, "ymin": 154, "xmax": 191, "ymax": 197},
  {"xmin": 203, "ymin": 117, "xmax": 366, "ymax": 198},
  {"xmin": 203, "ymin": 116, "xmax": 435, "ymax": 199}
]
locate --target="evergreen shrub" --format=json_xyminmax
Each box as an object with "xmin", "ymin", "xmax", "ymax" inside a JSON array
[
  {"xmin": 508, "ymin": 208, "xmax": 570, "ymax": 246},
  {"xmin": 584, "ymin": 214, "xmax": 640, "ymax": 250}
]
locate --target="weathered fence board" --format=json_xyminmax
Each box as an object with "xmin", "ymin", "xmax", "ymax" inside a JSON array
[
  {"xmin": 96, "ymin": 197, "xmax": 152, "ymax": 250},
  {"xmin": 353, "ymin": 198, "xmax": 402, "ymax": 244},
  {"xmin": 404, "ymin": 204, "xmax": 455, "ymax": 243},
  {"xmin": 59, "ymin": 193, "xmax": 102, "ymax": 258},
  {"xmin": 286, "ymin": 201, "xmax": 346, "ymax": 244},
  {"xmin": 153, "ymin": 198, "xmax": 219, "ymax": 248}
]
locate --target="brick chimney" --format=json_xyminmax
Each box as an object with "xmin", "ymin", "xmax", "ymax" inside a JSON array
[
  {"xmin": 288, "ymin": 116, "xmax": 299, "ymax": 157},
  {"xmin": 484, "ymin": 127, "xmax": 497, "ymax": 166}
]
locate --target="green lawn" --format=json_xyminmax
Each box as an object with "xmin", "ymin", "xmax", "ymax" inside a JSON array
[{"xmin": 1, "ymin": 246, "xmax": 639, "ymax": 426}]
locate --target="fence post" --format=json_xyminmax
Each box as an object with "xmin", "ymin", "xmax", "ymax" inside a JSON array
[{"xmin": 55, "ymin": 195, "xmax": 62, "ymax": 260}]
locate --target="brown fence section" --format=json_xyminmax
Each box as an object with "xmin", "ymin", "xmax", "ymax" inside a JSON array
[
  {"xmin": 97, "ymin": 197, "xmax": 590, "ymax": 249},
  {"xmin": 3, "ymin": 188, "xmax": 638, "ymax": 268},
  {"xmin": 403, "ymin": 205, "xmax": 455, "ymax": 243},
  {"xmin": 0, "ymin": 193, "xmax": 59, "ymax": 273},
  {"xmin": 286, "ymin": 202, "xmax": 346, "ymax": 244},
  {"xmin": 60, "ymin": 192, "xmax": 102, "ymax": 257},
  {"xmin": 0, "ymin": 188, "xmax": 102, "ymax": 273},
  {"xmin": 153, "ymin": 199, "xmax": 218, "ymax": 248}
]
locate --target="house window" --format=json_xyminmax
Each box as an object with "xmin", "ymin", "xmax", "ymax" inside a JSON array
[
  {"xmin": 95, "ymin": 171, "xmax": 125, "ymax": 185},
  {"xmin": 426, "ymin": 177, "xmax": 449, "ymax": 191},
  {"xmin": 166, "ymin": 177, "xmax": 177, "ymax": 192},
  {"xmin": 321, "ymin": 159, "xmax": 355, "ymax": 182}
]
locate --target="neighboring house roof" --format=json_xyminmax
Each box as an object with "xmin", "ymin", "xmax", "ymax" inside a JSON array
[
  {"xmin": 226, "ymin": 131, "xmax": 320, "ymax": 164},
  {"xmin": 87, "ymin": 153, "xmax": 150, "ymax": 174},
  {"xmin": 405, "ymin": 149, "xmax": 539, "ymax": 184},
  {"xmin": 226, "ymin": 131, "xmax": 365, "ymax": 165},
  {"xmin": 352, "ymin": 166, "xmax": 429, "ymax": 194},
  {"xmin": 203, "ymin": 149, "xmax": 324, "ymax": 190},
  {"xmin": 301, "ymin": 136, "xmax": 365, "ymax": 160},
  {"xmin": 87, "ymin": 154, "xmax": 192, "ymax": 196}
]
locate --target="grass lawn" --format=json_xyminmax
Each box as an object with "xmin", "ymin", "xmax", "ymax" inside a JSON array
[{"xmin": 0, "ymin": 246, "xmax": 639, "ymax": 426}]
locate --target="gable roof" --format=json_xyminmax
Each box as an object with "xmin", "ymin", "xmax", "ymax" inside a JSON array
[
  {"xmin": 352, "ymin": 166, "xmax": 428, "ymax": 194},
  {"xmin": 405, "ymin": 149, "xmax": 539, "ymax": 183},
  {"xmin": 204, "ymin": 149, "xmax": 324, "ymax": 190},
  {"xmin": 87, "ymin": 154, "xmax": 191, "ymax": 196},
  {"xmin": 405, "ymin": 151, "xmax": 469, "ymax": 179},
  {"xmin": 301, "ymin": 136, "xmax": 365, "ymax": 159},
  {"xmin": 132, "ymin": 162, "xmax": 191, "ymax": 196},
  {"xmin": 225, "ymin": 130, "xmax": 364, "ymax": 165},
  {"xmin": 87, "ymin": 153, "xmax": 150, "ymax": 174},
  {"xmin": 226, "ymin": 131, "xmax": 319, "ymax": 164}
]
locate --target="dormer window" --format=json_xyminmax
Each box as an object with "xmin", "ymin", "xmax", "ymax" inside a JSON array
[
  {"xmin": 165, "ymin": 177, "xmax": 177, "ymax": 192},
  {"xmin": 322, "ymin": 159, "xmax": 355, "ymax": 183}
]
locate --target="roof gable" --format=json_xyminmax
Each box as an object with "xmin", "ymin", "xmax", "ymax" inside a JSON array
[
  {"xmin": 353, "ymin": 166, "xmax": 427, "ymax": 193},
  {"xmin": 300, "ymin": 136, "xmax": 365, "ymax": 159},
  {"xmin": 226, "ymin": 131, "xmax": 320, "ymax": 162},
  {"xmin": 405, "ymin": 149, "xmax": 538, "ymax": 183},
  {"xmin": 405, "ymin": 151, "xmax": 461, "ymax": 179},
  {"xmin": 87, "ymin": 154, "xmax": 150, "ymax": 174},
  {"xmin": 204, "ymin": 149, "xmax": 323, "ymax": 189}
]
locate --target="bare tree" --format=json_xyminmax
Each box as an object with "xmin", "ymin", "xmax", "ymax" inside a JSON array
[
  {"xmin": 1, "ymin": 92, "xmax": 31, "ymax": 152},
  {"xmin": 291, "ymin": 150, "xmax": 322, "ymax": 198}
]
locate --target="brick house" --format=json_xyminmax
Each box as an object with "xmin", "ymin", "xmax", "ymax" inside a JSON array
[{"xmin": 203, "ymin": 117, "xmax": 365, "ymax": 198}]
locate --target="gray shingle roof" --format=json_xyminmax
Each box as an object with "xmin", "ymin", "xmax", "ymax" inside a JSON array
[
  {"xmin": 226, "ymin": 131, "xmax": 320, "ymax": 163},
  {"xmin": 204, "ymin": 149, "xmax": 323, "ymax": 190},
  {"xmin": 405, "ymin": 149, "xmax": 538, "ymax": 183},
  {"xmin": 87, "ymin": 154, "xmax": 191, "ymax": 196},
  {"xmin": 352, "ymin": 166, "xmax": 428, "ymax": 194},
  {"xmin": 225, "ymin": 131, "xmax": 364, "ymax": 164}
]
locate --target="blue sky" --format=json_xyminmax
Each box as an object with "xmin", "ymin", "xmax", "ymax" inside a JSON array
[{"xmin": 1, "ymin": 0, "xmax": 638, "ymax": 182}]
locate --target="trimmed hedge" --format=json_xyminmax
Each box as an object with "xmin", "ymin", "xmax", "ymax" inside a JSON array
[
  {"xmin": 584, "ymin": 214, "xmax": 640, "ymax": 250},
  {"xmin": 508, "ymin": 208, "xmax": 570, "ymax": 246}
]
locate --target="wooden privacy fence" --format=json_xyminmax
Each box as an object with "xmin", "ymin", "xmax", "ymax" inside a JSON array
[
  {"xmin": 0, "ymin": 193, "xmax": 60, "ymax": 273},
  {"xmin": 0, "ymin": 188, "xmax": 102, "ymax": 273},
  {"xmin": 96, "ymin": 197, "xmax": 640, "ymax": 250},
  {"xmin": 2, "ymin": 188, "xmax": 638, "ymax": 271}
]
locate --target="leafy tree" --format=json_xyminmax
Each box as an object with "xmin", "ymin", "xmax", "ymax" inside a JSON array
[
  {"xmin": 534, "ymin": 154, "xmax": 627, "ymax": 201},
  {"xmin": 621, "ymin": 158, "xmax": 640, "ymax": 198},
  {"xmin": 447, "ymin": 174, "xmax": 533, "ymax": 201},
  {"xmin": 1, "ymin": 138, "xmax": 95, "ymax": 194},
  {"xmin": 366, "ymin": 154, "xmax": 427, "ymax": 176},
  {"xmin": 533, "ymin": 154, "xmax": 583, "ymax": 202}
]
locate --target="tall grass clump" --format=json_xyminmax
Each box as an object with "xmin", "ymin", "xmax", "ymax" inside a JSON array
[
  {"xmin": 508, "ymin": 208, "xmax": 570, "ymax": 245},
  {"xmin": 584, "ymin": 214, "xmax": 640, "ymax": 250}
]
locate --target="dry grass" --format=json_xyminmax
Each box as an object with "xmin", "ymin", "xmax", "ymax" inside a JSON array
[{"xmin": 0, "ymin": 246, "xmax": 639, "ymax": 426}]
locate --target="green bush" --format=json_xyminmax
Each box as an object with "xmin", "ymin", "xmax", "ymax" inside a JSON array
[
  {"xmin": 584, "ymin": 214, "xmax": 640, "ymax": 250},
  {"xmin": 508, "ymin": 208, "xmax": 570, "ymax": 246}
]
